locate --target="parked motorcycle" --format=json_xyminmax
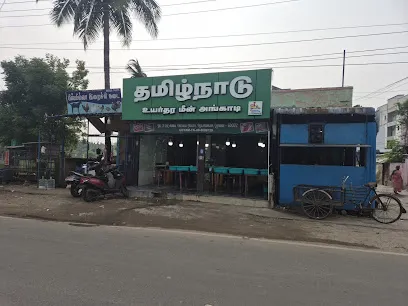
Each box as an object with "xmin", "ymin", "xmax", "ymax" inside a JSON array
[
  {"xmin": 81, "ymin": 167, "xmax": 129, "ymax": 202},
  {"xmin": 65, "ymin": 161, "xmax": 101, "ymax": 197}
]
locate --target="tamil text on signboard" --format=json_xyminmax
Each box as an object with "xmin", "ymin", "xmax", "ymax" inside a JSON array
[
  {"xmin": 122, "ymin": 69, "xmax": 271, "ymax": 121},
  {"xmin": 66, "ymin": 88, "xmax": 122, "ymax": 115},
  {"xmin": 131, "ymin": 122, "xmax": 269, "ymax": 134}
]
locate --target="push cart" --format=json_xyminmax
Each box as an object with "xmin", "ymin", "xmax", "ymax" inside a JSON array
[{"xmin": 294, "ymin": 176, "xmax": 406, "ymax": 223}]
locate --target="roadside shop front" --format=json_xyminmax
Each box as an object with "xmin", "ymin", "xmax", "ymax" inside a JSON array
[
  {"xmin": 122, "ymin": 69, "xmax": 272, "ymax": 201},
  {"xmin": 272, "ymin": 107, "xmax": 377, "ymax": 210}
]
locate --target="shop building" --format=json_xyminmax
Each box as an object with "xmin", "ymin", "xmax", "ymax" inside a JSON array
[
  {"xmin": 52, "ymin": 68, "xmax": 377, "ymax": 210},
  {"xmin": 273, "ymin": 107, "xmax": 376, "ymax": 210},
  {"xmin": 375, "ymin": 94, "xmax": 408, "ymax": 153},
  {"xmin": 121, "ymin": 69, "xmax": 273, "ymax": 203}
]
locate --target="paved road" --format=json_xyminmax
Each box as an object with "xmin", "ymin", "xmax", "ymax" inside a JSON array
[{"xmin": 0, "ymin": 217, "xmax": 407, "ymax": 306}]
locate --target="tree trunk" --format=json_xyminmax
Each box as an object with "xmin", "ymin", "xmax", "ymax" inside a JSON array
[{"xmin": 103, "ymin": 5, "xmax": 112, "ymax": 163}]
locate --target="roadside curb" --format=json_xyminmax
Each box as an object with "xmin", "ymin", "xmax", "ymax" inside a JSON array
[{"xmin": 0, "ymin": 214, "xmax": 381, "ymax": 251}]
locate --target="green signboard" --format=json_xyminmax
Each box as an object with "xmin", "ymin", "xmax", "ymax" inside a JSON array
[
  {"xmin": 131, "ymin": 121, "xmax": 269, "ymax": 134},
  {"xmin": 122, "ymin": 69, "xmax": 271, "ymax": 121}
]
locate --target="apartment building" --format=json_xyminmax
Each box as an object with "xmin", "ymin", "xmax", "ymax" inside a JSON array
[{"xmin": 376, "ymin": 94, "xmax": 408, "ymax": 152}]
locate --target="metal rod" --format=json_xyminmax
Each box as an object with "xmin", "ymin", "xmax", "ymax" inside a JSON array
[
  {"xmin": 37, "ymin": 130, "xmax": 41, "ymax": 184},
  {"xmin": 86, "ymin": 119, "xmax": 90, "ymax": 162},
  {"xmin": 61, "ymin": 133, "xmax": 65, "ymax": 187},
  {"xmin": 342, "ymin": 49, "xmax": 346, "ymax": 87},
  {"xmin": 267, "ymin": 128, "xmax": 271, "ymax": 206},
  {"xmin": 116, "ymin": 133, "xmax": 120, "ymax": 166}
]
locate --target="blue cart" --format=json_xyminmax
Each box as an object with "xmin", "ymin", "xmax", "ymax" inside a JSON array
[{"xmin": 272, "ymin": 107, "xmax": 405, "ymax": 222}]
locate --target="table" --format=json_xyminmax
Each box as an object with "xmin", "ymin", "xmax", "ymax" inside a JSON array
[
  {"xmin": 212, "ymin": 172, "xmax": 243, "ymax": 195},
  {"xmin": 244, "ymin": 174, "xmax": 268, "ymax": 197}
]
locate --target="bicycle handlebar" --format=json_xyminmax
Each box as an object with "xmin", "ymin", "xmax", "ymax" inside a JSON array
[{"xmin": 342, "ymin": 176, "xmax": 350, "ymax": 188}]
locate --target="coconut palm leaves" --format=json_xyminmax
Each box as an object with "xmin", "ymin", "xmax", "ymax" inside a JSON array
[
  {"xmin": 43, "ymin": 0, "xmax": 161, "ymax": 49},
  {"xmin": 126, "ymin": 59, "xmax": 147, "ymax": 78}
]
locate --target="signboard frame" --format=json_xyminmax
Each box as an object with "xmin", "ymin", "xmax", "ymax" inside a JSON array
[
  {"xmin": 130, "ymin": 121, "xmax": 269, "ymax": 134},
  {"xmin": 66, "ymin": 88, "xmax": 122, "ymax": 115},
  {"xmin": 122, "ymin": 69, "xmax": 272, "ymax": 121}
]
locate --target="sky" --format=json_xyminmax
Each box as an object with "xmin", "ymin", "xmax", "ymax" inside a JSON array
[{"xmin": 0, "ymin": 0, "xmax": 407, "ymax": 112}]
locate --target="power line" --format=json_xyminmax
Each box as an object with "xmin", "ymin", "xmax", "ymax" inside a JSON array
[
  {"xmin": 357, "ymin": 80, "xmax": 408, "ymax": 100},
  {"xmin": 354, "ymin": 76, "xmax": 408, "ymax": 101},
  {"xmin": 0, "ymin": 0, "xmax": 6, "ymax": 12},
  {"xmin": 1, "ymin": 7, "xmax": 49, "ymax": 12},
  {"xmin": 81, "ymin": 61, "xmax": 408, "ymax": 74},
  {"xmin": 11, "ymin": 43, "xmax": 408, "ymax": 70},
  {"xmin": 71, "ymin": 50, "xmax": 408, "ymax": 70},
  {"xmin": 0, "ymin": 0, "xmax": 298, "ymax": 18},
  {"xmin": 2, "ymin": 0, "xmax": 48, "ymax": 4},
  {"xmin": 138, "ymin": 61, "xmax": 408, "ymax": 71},
  {"xmin": 2, "ymin": 21, "xmax": 408, "ymax": 43},
  {"xmin": 60, "ymin": 46, "xmax": 408, "ymax": 74},
  {"xmin": 1, "ymin": 0, "xmax": 215, "ymax": 8},
  {"xmin": 356, "ymin": 78, "xmax": 408, "ymax": 100},
  {"xmin": 355, "ymin": 89, "xmax": 408, "ymax": 93},
  {"xmin": 1, "ymin": 30, "xmax": 407, "ymax": 50}
]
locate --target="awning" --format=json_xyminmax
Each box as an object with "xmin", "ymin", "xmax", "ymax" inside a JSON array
[
  {"xmin": 274, "ymin": 107, "xmax": 375, "ymax": 116},
  {"xmin": 279, "ymin": 144, "xmax": 371, "ymax": 147}
]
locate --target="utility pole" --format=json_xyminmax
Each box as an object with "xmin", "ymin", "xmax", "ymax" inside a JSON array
[{"xmin": 342, "ymin": 50, "xmax": 346, "ymax": 87}]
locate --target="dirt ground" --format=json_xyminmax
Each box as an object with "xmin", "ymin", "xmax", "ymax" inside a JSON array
[{"xmin": 1, "ymin": 184, "xmax": 408, "ymax": 253}]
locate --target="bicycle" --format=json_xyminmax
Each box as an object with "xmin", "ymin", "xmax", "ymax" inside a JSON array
[{"xmin": 294, "ymin": 176, "xmax": 406, "ymax": 223}]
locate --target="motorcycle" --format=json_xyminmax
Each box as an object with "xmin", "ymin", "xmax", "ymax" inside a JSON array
[
  {"xmin": 65, "ymin": 161, "xmax": 101, "ymax": 197},
  {"xmin": 81, "ymin": 166, "xmax": 129, "ymax": 202}
]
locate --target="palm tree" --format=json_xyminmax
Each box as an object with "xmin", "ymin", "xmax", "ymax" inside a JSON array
[
  {"xmin": 40, "ymin": 0, "xmax": 161, "ymax": 162},
  {"xmin": 126, "ymin": 59, "xmax": 147, "ymax": 78}
]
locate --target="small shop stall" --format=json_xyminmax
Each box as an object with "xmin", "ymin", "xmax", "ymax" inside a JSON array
[
  {"xmin": 122, "ymin": 69, "xmax": 273, "ymax": 199},
  {"xmin": 2, "ymin": 142, "xmax": 60, "ymax": 184},
  {"xmin": 272, "ymin": 107, "xmax": 376, "ymax": 211}
]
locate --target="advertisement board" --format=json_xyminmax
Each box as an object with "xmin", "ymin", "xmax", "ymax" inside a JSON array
[
  {"xmin": 122, "ymin": 69, "xmax": 272, "ymax": 121},
  {"xmin": 66, "ymin": 88, "xmax": 122, "ymax": 115},
  {"xmin": 131, "ymin": 121, "xmax": 269, "ymax": 134}
]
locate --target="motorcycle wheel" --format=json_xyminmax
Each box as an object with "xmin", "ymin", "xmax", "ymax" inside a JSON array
[
  {"xmin": 121, "ymin": 186, "xmax": 129, "ymax": 198},
  {"xmin": 70, "ymin": 184, "xmax": 82, "ymax": 198},
  {"xmin": 83, "ymin": 188, "xmax": 100, "ymax": 202}
]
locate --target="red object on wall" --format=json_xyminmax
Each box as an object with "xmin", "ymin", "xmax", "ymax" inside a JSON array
[{"xmin": 4, "ymin": 150, "xmax": 9, "ymax": 166}]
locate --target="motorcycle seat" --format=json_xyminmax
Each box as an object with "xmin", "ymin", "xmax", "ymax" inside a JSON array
[
  {"xmin": 95, "ymin": 175, "xmax": 108, "ymax": 182},
  {"xmin": 71, "ymin": 171, "xmax": 84, "ymax": 176}
]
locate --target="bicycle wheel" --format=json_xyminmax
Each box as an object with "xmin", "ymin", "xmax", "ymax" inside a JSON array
[
  {"xmin": 301, "ymin": 189, "xmax": 333, "ymax": 220},
  {"xmin": 370, "ymin": 193, "xmax": 403, "ymax": 224}
]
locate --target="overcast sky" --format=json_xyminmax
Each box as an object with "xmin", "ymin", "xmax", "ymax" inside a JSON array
[{"xmin": 0, "ymin": 0, "xmax": 407, "ymax": 110}]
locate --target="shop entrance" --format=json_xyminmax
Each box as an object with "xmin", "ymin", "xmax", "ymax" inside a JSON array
[{"xmin": 136, "ymin": 131, "xmax": 269, "ymax": 200}]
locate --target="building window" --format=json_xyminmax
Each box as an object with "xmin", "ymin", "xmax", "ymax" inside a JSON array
[
  {"xmin": 281, "ymin": 147, "xmax": 366, "ymax": 167},
  {"xmin": 388, "ymin": 111, "xmax": 397, "ymax": 123},
  {"xmin": 309, "ymin": 124, "xmax": 324, "ymax": 144},
  {"xmin": 397, "ymin": 126, "xmax": 400, "ymax": 130},
  {"xmin": 387, "ymin": 126, "xmax": 396, "ymax": 137}
]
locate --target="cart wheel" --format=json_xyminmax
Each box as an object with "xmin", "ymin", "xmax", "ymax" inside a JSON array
[
  {"xmin": 370, "ymin": 193, "xmax": 403, "ymax": 224},
  {"xmin": 301, "ymin": 189, "xmax": 333, "ymax": 220}
]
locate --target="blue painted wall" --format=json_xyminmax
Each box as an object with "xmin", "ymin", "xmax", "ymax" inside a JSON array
[
  {"xmin": 280, "ymin": 123, "xmax": 368, "ymax": 145},
  {"xmin": 279, "ymin": 121, "xmax": 376, "ymax": 209},
  {"xmin": 325, "ymin": 123, "xmax": 367, "ymax": 144},
  {"xmin": 280, "ymin": 124, "xmax": 308, "ymax": 144},
  {"xmin": 279, "ymin": 165, "xmax": 365, "ymax": 205}
]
